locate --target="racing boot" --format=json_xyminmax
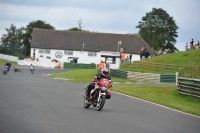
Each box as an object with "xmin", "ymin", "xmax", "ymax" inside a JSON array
[{"xmin": 85, "ymin": 88, "xmax": 90, "ymax": 100}]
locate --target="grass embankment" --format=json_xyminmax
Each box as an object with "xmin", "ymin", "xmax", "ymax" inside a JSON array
[{"xmin": 120, "ymin": 49, "xmax": 200, "ymax": 78}]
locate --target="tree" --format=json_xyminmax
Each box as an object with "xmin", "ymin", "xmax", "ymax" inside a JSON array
[
  {"xmin": 136, "ymin": 8, "xmax": 179, "ymax": 51},
  {"xmin": 0, "ymin": 24, "xmax": 26, "ymax": 55},
  {"xmin": 77, "ymin": 18, "xmax": 85, "ymax": 30},
  {"xmin": 68, "ymin": 27, "xmax": 82, "ymax": 31},
  {"xmin": 24, "ymin": 20, "xmax": 55, "ymax": 56}
]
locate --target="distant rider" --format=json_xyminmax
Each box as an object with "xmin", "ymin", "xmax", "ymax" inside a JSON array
[
  {"xmin": 5, "ymin": 61, "xmax": 11, "ymax": 72},
  {"xmin": 85, "ymin": 67, "xmax": 111, "ymax": 101},
  {"xmin": 29, "ymin": 64, "xmax": 35, "ymax": 72},
  {"xmin": 13, "ymin": 64, "xmax": 20, "ymax": 72}
]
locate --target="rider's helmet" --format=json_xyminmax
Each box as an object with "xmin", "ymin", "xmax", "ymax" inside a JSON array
[{"xmin": 100, "ymin": 67, "xmax": 109, "ymax": 76}]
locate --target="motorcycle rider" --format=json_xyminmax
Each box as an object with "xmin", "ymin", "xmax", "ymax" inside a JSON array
[
  {"xmin": 85, "ymin": 67, "xmax": 111, "ymax": 101},
  {"xmin": 5, "ymin": 61, "xmax": 11, "ymax": 72},
  {"xmin": 29, "ymin": 63, "xmax": 35, "ymax": 72},
  {"xmin": 12, "ymin": 64, "xmax": 20, "ymax": 72}
]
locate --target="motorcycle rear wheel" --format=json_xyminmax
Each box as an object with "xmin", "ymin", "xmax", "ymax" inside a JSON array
[{"xmin": 96, "ymin": 95, "xmax": 106, "ymax": 111}]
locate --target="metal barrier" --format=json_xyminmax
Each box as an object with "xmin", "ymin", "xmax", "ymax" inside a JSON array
[
  {"xmin": 160, "ymin": 74, "xmax": 176, "ymax": 83},
  {"xmin": 110, "ymin": 69, "xmax": 176, "ymax": 83},
  {"xmin": 64, "ymin": 62, "xmax": 96, "ymax": 69},
  {"xmin": 177, "ymin": 77, "xmax": 200, "ymax": 98},
  {"xmin": 110, "ymin": 69, "xmax": 128, "ymax": 79}
]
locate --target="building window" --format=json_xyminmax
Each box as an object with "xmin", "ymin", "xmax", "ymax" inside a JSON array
[
  {"xmin": 45, "ymin": 49, "xmax": 50, "ymax": 54},
  {"xmin": 38, "ymin": 49, "xmax": 45, "ymax": 53},
  {"xmin": 38, "ymin": 49, "xmax": 50, "ymax": 54},
  {"xmin": 88, "ymin": 52, "xmax": 96, "ymax": 56},
  {"xmin": 65, "ymin": 50, "xmax": 73, "ymax": 55}
]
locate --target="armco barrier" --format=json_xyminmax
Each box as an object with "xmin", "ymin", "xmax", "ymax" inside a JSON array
[
  {"xmin": 160, "ymin": 74, "xmax": 176, "ymax": 83},
  {"xmin": 110, "ymin": 69, "xmax": 128, "ymax": 79},
  {"xmin": 64, "ymin": 62, "xmax": 96, "ymax": 69},
  {"xmin": 110, "ymin": 69, "xmax": 176, "ymax": 83},
  {"xmin": 127, "ymin": 72, "xmax": 160, "ymax": 82},
  {"xmin": 177, "ymin": 77, "xmax": 200, "ymax": 98}
]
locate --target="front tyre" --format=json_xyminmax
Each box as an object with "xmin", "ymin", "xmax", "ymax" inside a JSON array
[
  {"xmin": 3, "ymin": 70, "xmax": 6, "ymax": 75},
  {"xmin": 84, "ymin": 99, "xmax": 91, "ymax": 108},
  {"xmin": 96, "ymin": 95, "xmax": 106, "ymax": 111}
]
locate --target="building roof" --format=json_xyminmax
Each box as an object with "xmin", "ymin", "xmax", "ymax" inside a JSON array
[{"xmin": 31, "ymin": 28, "xmax": 152, "ymax": 54}]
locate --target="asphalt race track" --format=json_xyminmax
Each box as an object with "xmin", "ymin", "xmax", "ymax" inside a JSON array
[{"xmin": 0, "ymin": 67, "xmax": 200, "ymax": 133}]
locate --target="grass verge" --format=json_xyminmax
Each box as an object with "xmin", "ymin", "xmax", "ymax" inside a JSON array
[
  {"xmin": 111, "ymin": 84, "xmax": 200, "ymax": 116},
  {"xmin": 0, "ymin": 59, "xmax": 16, "ymax": 66}
]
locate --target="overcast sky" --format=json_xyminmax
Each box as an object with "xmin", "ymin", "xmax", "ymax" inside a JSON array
[{"xmin": 0, "ymin": 0, "xmax": 200, "ymax": 51}]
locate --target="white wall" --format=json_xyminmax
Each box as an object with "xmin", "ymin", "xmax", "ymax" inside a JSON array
[
  {"xmin": 0, "ymin": 54, "xmax": 18, "ymax": 62},
  {"xmin": 30, "ymin": 48, "xmax": 140, "ymax": 69},
  {"xmin": 0, "ymin": 54, "xmax": 59, "ymax": 68}
]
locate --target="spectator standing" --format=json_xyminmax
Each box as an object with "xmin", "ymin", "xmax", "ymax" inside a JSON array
[
  {"xmin": 98, "ymin": 61, "xmax": 104, "ymax": 69},
  {"xmin": 191, "ymin": 38, "xmax": 194, "ymax": 45},
  {"xmin": 143, "ymin": 46, "xmax": 150, "ymax": 58},
  {"xmin": 120, "ymin": 52, "xmax": 126, "ymax": 64},
  {"xmin": 129, "ymin": 54, "xmax": 132, "ymax": 63},
  {"xmin": 197, "ymin": 41, "xmax": 200, "ymax": 48},
  {"xmin": 139, "ymin": 47, "xmax": 144, "ymax": 60},
  {"xmin": 190, "ymin": 42, "xmax": 193, "ymax": 50},
  {"xmin": 185, "ymin": 43, "xmax": 188, "ymax": 51},
  {"xmin": 191, "ymin": 38, "xmax": 195, "ymax": 49}
]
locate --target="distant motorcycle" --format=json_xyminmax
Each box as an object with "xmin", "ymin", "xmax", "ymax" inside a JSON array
[
  {"xmin": 14, "ymin": 68, "xmax": 21, "ymax": 72},
  {"xmin": 30, "ymin": 69, "xmax": 35, "ymax": 74},
  {"xmin": 2, "ymin": 66, "xmax": 8, "ymax": 75},
  {"xmin": 83, "ymin": 78, "xmax": 112, "ymax": 111}
]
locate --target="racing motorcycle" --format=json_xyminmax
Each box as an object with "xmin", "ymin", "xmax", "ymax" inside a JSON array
[
  {"xmin": 14, "ymin": 68, "xmax": 21, "ymax": 72},
  {"xmin": 83, "ymin": 78, "xmax": 112, "ymax": 111},
  {"xmin": 2, "ymin": 66, "xmax": 8, "ymax": 75},
  {"xmin": 30, "ymin": 68, "xmax": 35, "ymax": 74}
]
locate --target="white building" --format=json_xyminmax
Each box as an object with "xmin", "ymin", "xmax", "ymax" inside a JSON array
[{"xmin": 31, "ymin": 28, "xmax": 152, "ymax": 69}]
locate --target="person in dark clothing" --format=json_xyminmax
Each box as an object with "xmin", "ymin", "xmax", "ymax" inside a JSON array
[
  {"xmin": 5, "ymin": 61, "xmax": 11, "ymax": 72},
  {"xmin": 85, "ymin": 67, "xmax": 111, "ymax": 101},
  {"xmin": 139, "ymin": 47, "xmax": 144, "ymax": 60},
  {"xmin": 129, "ymin": 54, "xmax": 132, "ymax": 63},
  {"xmin": 143, "ymin": 46, "xmax": 150, "ymax": 58}
]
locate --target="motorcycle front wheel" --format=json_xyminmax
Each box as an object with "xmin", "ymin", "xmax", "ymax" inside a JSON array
[
  {"xmin": 84, "ymin": 99, "xmax": 91, "ymax": 108},
  {"xmin": 3, "ymin": 70, "xmax": 7, "ymax": 75},
  {"xmin": 96, "ymin": 95, "xmax": 106, "ymax": 111}
]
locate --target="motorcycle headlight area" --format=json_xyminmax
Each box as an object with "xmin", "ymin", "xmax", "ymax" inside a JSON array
[{"xmin": 101, "ymin": 86, "xmax": 108, "ymax": 91}]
